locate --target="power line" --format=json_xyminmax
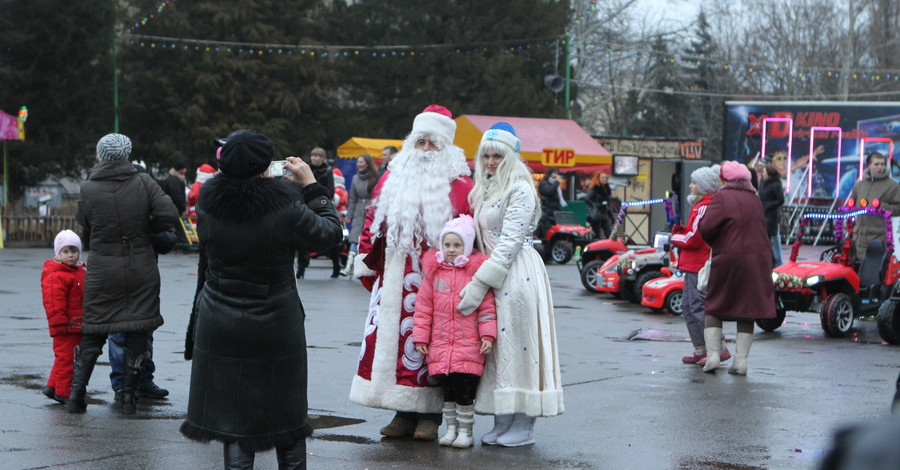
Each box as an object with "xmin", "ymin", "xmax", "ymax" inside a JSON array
[{"xmin": 573, "ymin": 79, "xmax": 900, "ymax": 99}]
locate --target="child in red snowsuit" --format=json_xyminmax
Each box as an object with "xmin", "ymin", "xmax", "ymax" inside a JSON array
[
  {"xmin": 40, "ymin": 230, "xmax": 85, "ymax": 404},
  {"xmin": 413, "ymin": 215, "xmax": 497, "ymax": 448}
]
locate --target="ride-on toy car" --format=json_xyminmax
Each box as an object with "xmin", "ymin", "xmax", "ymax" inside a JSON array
[
  {"xmin": 616, "ymin": 232, "xmax": 676, "ymax": 303},
  {"xmin": 535, "ymin": 211, "xmax": 593, "ymax": 265},
  {"xmin": 576, "ymin": 238, "xmax": 635, "ymax": 292},
  {"xmin": 769, "ymin": 203, "xmax": 900, "ymax": 337},
  {"xmin": 641, "ymin": 271, "xmax": 684, "ymax": 315}
]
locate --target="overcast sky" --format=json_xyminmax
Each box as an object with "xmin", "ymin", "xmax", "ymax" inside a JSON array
[{"xmin": 631, "ymin": 0, "xmax": 700, "ymax": 30}]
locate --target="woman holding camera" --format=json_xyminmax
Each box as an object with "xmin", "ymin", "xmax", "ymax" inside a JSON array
[{"xmin": 180, "ymin": 130, "xmax": 342, "ymax": 469}]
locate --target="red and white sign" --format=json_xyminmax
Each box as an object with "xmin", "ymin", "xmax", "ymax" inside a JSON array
[{"xmin": 541, "ymin": 147, "xmax": 576, "ymax": 167}]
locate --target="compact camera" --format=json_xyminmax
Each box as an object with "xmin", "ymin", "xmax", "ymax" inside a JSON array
[{"xmin": 268, "ymin": 160, "xmax": 289, "ymax": 177}]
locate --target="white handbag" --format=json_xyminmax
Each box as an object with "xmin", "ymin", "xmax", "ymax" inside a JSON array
[{"xmin": 698, "ymin": 257, "xmax": 711, "ymax": 293}]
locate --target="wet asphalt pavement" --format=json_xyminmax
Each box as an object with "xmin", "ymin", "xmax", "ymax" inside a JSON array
[{"xmin": 1, "ymin": 246, "xmax": 899, "ymax": 470}]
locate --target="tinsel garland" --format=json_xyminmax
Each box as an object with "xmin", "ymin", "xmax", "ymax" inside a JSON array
[{"xmin": 789, "ymin": 219, "xmax": 807, "ymax": 262}]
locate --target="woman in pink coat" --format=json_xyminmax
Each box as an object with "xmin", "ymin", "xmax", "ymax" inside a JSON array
[{"xmin": 413, "ymin": 215, "xmax": 497, "ymax": 449}]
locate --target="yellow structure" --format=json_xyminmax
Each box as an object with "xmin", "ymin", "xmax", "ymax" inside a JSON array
[{"xmin": 336, "ymin": 137, "xmax": 404, "ymax": 162}]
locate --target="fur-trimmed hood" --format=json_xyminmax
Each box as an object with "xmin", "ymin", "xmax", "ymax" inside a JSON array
[{"xmin": 198, "ymin": 175, "xmax": 299, "ymax": 221}]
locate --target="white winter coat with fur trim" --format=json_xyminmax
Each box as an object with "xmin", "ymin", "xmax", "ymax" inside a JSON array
[{"xmin": 472, "ymin": 178, "xmax": 564, "ymax": 417}]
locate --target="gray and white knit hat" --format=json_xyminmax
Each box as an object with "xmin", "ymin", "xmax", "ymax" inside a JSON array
[
  {"xmin": 691, "ymin": 165, "xmax": 721, "ymax": 196},
  {"xmin": 96, "ymin": 133, "xmax": 133, "ymax": 161}
]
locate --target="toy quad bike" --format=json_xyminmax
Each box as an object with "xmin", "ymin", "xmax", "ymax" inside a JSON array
[
  {"xmin": 535, "ymin": 211, "xmax": 593, "ymax": 265},
  {"xmin": 769, "ymin": 203, "xmax": 899, "ymax": 337}
]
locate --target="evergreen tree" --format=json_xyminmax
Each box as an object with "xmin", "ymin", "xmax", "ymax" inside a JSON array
[
  {"xmin": 325, "ymin": 0, "xmax": 569, "ymax": 140},
  {"xmin": 120, "ymin": 0, "xmax": 337, "ymax": 174},
  {"xmin": 0, "ymin": 0, "xmax": 115, "ymax": 195}
]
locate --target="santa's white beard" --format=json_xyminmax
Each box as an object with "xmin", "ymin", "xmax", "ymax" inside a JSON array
[{"xmin": 372, "ymin": 146, "xmax": 468, "ymax": 255}]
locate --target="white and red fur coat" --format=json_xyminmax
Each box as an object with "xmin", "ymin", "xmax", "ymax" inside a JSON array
[{"xmin": 349, "ymin": 170, "xmax": 474, "ymax": 413}]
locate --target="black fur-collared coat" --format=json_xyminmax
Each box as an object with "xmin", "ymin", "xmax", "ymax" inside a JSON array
[{"xmin": 180, "ymin": 175, "xmax": 342, "ymax": 451}]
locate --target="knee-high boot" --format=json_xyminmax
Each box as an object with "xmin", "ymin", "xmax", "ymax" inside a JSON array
[
  {"xmin": 275, "ymin": 439, "xmax": 306, "ymax": 470},
  {"xmin": 116, "ymin": 349, "xmax": 150, "ymax": 415},
  {"xmin": 728, "ymin": 332, "xmax": 753, "ymax": 375},
  {"xmin": 702, "ymin": 327, "xmax": 723, "ymax": 373},
  {"xmin": 223, "ymin": 442, "xmax": 255, "ymax": 470},
  {"xmin": 67, "ymin": 345, "xmax": 102, "ymax": 413}
]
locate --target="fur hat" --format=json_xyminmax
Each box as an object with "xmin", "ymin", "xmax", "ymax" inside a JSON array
[
  {"xmin": 217, "ymin": 130, "xmax": 275, "ymax": 179},
  {"xmin": 481, "ymin": 122, "xmax": 521, "ymax": 153},
  {"xmin": 721, "ymin": 160, "xmax": 751, "ymax": 182},
  {"xmin": 440, "ymin": 214, "xmax": 476, "ymax": 258},
  {"xmin": 691, "ymin": 166, "xmax": 721, "ymax": 196},
  {"xmin": 96, "ymin": 133, "xmax": 132, "ymax": 161},
  {"xmin": 411, "ymin": 104, "xmax": 456, "ymax": 147},
  {"xmin": 54, "ymin": 229, "xmax": 82, "ymax": 259},
  {"xmin": 333, "ymin": 168, "xmax": 345, "ymax": 189}
]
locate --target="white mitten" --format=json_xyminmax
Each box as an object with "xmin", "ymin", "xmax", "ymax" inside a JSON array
[
  {"xmin": 457, "ymin": 279, "xmax": 489, "ymax": 316},
  {"xmin": 353, "ymin": 253, "xmax": 375, "ymax": 279}
]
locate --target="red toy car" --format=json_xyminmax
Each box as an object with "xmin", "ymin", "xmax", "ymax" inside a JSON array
[
  {"xmin": 769, "ymin": 204, "xmax": 900, "ymax": 337},
  {"xmin": 577, "ymin": 238, "xmax": 635, "ymax": 292},
  {"xmin": 593, "ymin": 253, "xmax": 624, "ymax": 297},
  {"xmin": 641, "ymin": 269, "xmax": 684, "ymax": 315},
  {"xmin": 535, "ymin": 211, "xmax": 593, "ymax": 265}
]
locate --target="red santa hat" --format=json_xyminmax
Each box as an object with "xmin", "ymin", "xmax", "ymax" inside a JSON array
[
  {"xmin": 333, "ymin": 168, "xmax": 345, "ymax": 189},
  {"xmin": 411, "ymin": 104, "xmax": 457, "ymax": 146},
  {"xmin": 195, "ymin": 163, "xmax": 216, "ymax": 185}
]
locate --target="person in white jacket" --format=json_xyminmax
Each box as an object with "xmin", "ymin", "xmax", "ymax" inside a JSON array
[{"xmin": 457, "ymin": 122, "xmax": 564, "ymax": 447}]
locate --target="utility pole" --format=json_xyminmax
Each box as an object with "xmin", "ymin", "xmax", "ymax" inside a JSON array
[{"xmin": 113, "ymin": 33, "xmax": 120, "ymax": 133}]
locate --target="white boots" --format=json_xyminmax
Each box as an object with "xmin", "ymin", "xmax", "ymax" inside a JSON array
[
  {"xmin": 702, "ymin": 327, "xmax": 723, "ymax": 372},
  {"xmin": 480, "ymin": 413, "xmax": 514, "ymax": 445},
  {"xmin": 495, "ymin": 413, "xmax": 536, "ymax": 447},
  {"xmin": 340, "ymin": 251, "xmax": 357, "ymax": 278},
  {"xmin": 440, "ymin": 403, "xmax": 475, "ymax": 448},
  {"xmin": 703, "ymin": 327, "xmax": 753, "ymax": 375},
  {"xmin": 453, "ymin": 404, "xmax": 475, "ymax": 448},
  {"xmin": 438, "ymin": 402, "xmax": 458, "ymax": 446},
  {"xmin": 728, "ymin": 332, "xmax": 753, "ymax": 375}
]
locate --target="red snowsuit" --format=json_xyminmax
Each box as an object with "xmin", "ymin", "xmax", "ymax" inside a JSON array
[{"xmin": 40, "ymin": 259, "xmax": 85, "ymax": 397}]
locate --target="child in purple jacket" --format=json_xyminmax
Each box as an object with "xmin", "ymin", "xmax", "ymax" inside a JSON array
[{"xmin": 413, "ymin": 215, "xmax": 497, "ymax": 448}]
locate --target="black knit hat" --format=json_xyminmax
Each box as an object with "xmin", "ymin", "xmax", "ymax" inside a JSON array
[{"xmin": 217, "ymin": 130, "xmax": 275, "ymax": 178}]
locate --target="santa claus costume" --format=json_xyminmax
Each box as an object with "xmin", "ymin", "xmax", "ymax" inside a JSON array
[{"xmin": 351, "ymin": 105, "xmax": 474, "ymax": 440}]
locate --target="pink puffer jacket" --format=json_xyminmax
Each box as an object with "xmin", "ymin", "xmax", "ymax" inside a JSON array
[{"xmin": 413, "ymin": 250, "xmax": 497, "ymax": 377}]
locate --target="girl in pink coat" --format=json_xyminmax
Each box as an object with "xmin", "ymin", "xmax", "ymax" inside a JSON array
[{"xmin": 413, "ymin": 215, "xmax": 497, "ymax": 449}]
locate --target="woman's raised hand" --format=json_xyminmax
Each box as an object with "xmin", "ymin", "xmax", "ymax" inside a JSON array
[{"xmin": 284, "ymin": 156, "xmax": 316, "ymax": 186}]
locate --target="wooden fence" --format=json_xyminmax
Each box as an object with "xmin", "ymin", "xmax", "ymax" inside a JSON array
[{"xmin": 2, "ymin": 215, "xmax": 82, "ymax": 247}]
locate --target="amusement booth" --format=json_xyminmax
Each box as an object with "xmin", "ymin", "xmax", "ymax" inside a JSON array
[
  {"xmin": 593, "ymin": 136, "xmax": 707, "ymax": 244},
  {"xmin": 334, "ymin": 137, "xmax": 404, "ymax": 191},
  {"xmin": 453, "ymin": 115, "xmax": 613, "ymax": 226}
]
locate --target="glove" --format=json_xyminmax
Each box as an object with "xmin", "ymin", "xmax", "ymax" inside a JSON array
[{"xmin": 457, "ymin": 279, "xmax": 489, "ymax": 316}]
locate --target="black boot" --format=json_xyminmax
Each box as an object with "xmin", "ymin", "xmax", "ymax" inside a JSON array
[
  {"xmin": 331, "ymin": 256, "xmax": 341, "ymax": 278},
  {"xmin": 116, "ymin": 349, "xmax": 150, "ymax": 415},
  {"xmin": 276, "ymin": 439, "xmax": 307, "ymax": 470},
  {"xmin": 67, "ymin": 346, "xmax": 102, "ymax": 413},
  {"xmin": 223, "ymin": 442, "xmax": 255, "ymax": 470}
]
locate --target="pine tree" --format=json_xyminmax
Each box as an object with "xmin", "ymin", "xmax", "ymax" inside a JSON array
[{"xmin": 0, "ymin": 0, "xmax": 115, "ymax": 194}]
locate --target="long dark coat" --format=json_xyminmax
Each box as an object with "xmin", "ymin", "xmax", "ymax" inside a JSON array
[
  {"xmin": 76, "ymin": 159, "xmax": 178, "ymax": 334},
  {"xmin": 180, "ymin": 175, "xmax": 342, "ymax": 451},
  {"xmin": 758, "ymin": 173, "xmax": 785, "ymax": 237},
  {"xmin": 699, "ymin": 181, "xmax": 776, "ymax": 321}
]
